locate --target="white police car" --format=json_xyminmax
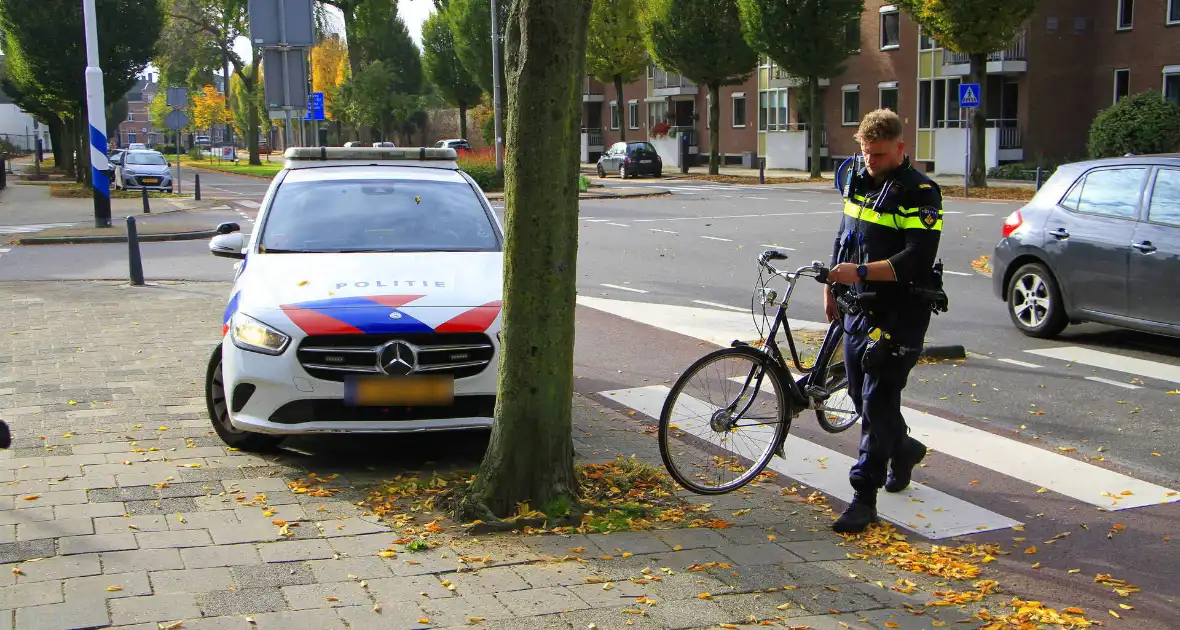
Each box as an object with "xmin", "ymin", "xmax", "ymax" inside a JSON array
[{"xmin": 204, "ymin": 147, "xmax": 504, "ymax": 451}]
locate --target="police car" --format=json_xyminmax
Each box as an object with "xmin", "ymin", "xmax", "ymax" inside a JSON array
[{"xmin": 204, "ymin": 146, "xmax": 504, "ymax": 451}]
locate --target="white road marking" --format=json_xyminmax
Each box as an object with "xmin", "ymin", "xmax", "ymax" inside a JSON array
[
  {"xmin": 600, "ymin": 385, "xmax": 1022, "ymax": 539},
  {"xmin": 1085, "ymin": 376, "xmax": 1142, "ymax": 390},
  {"xmin": 943, "ymin": 271, "xmax": 973, "ymax": 276},
  {"xmin": 0, "ymin": 223, "xmax": 79, "ymax": 234},
  {"xmin": 600, "ymin": 284, "xmax": 648, "ymax": 294},
  {"xmin": 997, "ymin": 358, "xmax": 1042, "ymax": 369},
  {"xmin": 902, "ymin": 404, "xmax": 1178, "ymax": 510},
  {"xmin": 691, "ymin": 300, "xmax": 749, "ymax": 313},
  {"xmin": 701, "ymin": 236, "xmax": 732, "ymax": 242},
  {"xmin": 943, "ymin": 211, "xmax": 963, "ymax": 215},
  {"xmin": 237, "ymin": 200, "xmax": 261, "ymax": 208},
  {"xmin": 584, "ymin": 219, "xmax": 611, "ymax": 222},
  {"xmin": 747, "ymin": 197, "xmax": 768, "ymax": 200},
  {"xmin": 649, "ymin": 229, "xmax": 678, "ymax": 234},
  {"xmin": 1025, "ymin": 346, "xmax": 1180, "ymax": 385},
  {"xmin": 606, "ymin": 223, "xmax": 630, "ymax": 228},
  {"xmin": 967, "ymin": 213, "xmax": 995, "ymax": 217},
  {"xmin": 759, "ymin": 244, "xmax": 796, "ymax": 251},
  {"xmin": 575, "ymin": 296, "xmax": 829, "ymax": 349}
]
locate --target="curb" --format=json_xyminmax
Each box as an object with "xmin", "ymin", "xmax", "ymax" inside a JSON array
[
  {"xmin": 920, "ymin": 344, "xmax": 968, "ymax": 360},
  {"xmin": 18, "ymin": 229, "xmax": 218, "ymax": 246}
]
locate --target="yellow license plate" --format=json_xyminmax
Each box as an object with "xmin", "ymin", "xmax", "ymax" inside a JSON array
[
  {"xmin": 343, "ymin": 375, "xmax": 454, "ymax": 407},
  {"xmin": 142, "ymin": 178, "xmax": 159, "ymax": 184}
]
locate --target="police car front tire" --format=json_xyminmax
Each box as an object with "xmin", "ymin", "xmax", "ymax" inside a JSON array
[
  {"xmin": 1006, "ymin": 262, "xmax": 1067, "ymax": 339},
  {"xmin": 205, "ymin": 344, "xmax": 283, "ymax": 452}
]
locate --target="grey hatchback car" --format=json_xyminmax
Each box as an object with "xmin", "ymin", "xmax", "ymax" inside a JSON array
[{"xmin": 992, "ymin": 154, "xmax": 1180, "ymax": 338}]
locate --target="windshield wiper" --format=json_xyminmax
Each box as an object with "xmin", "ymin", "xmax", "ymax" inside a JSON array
[{"xmin": 259, "ymin": 248, "xmax": 318, "ymax": 254}]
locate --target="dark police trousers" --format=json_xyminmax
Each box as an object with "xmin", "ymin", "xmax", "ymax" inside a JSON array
[{"xmin": 842, "ymin": 309, "xmax": 928, "ymax": 491}]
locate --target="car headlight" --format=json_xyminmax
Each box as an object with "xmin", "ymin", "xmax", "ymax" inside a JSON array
[{"xmin": 230, "ymin": 312, "xmax": 290, "ymax": 355}]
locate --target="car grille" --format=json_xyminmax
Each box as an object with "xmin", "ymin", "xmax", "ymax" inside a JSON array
[
  {"xmin": 296, "ymin": 333, "xmax": 495, "ymax": 382},
  {"xmin": 134, "ymin": 175, "xmax": 165, "ymax": 186},
  {"xmin": 269, "ymin": 395, "xmax": 496, "ymax": 424}
]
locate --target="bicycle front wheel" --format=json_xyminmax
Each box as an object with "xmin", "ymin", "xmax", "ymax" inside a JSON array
[{"xmin": 658, "ymin": 346, "xmax": 790, "ymax": 495}]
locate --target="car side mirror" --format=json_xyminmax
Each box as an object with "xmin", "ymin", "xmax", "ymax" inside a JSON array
[
  {"xmin": 215, "ymin": 222, "xmax": 241, "ymax": 235},
  {"xmin": 210, "ymin": 232, "xmax": 246, "ymax": 260}
]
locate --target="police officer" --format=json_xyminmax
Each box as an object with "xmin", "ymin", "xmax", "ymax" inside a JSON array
[{"xmin": 824, "ymin": 109, "xmax": 944, "ymax": 534}]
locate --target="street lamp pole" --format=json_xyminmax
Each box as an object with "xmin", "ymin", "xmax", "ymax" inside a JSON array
[
  {"xmin": 489, "ymin": 0, "xmax": 504, "ymax": 175},
  {"xmin": 82, "ymin": 0, "xmax": 111, "ymax": 228}
]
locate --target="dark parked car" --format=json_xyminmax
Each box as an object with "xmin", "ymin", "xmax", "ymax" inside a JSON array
[
  {"xmin": 992, "ymin": 154, "xmax": 1180, "ymax": 339},
  {"xmin": 596, "ymin": 141, "xmax": 662, "ymax": 178}
]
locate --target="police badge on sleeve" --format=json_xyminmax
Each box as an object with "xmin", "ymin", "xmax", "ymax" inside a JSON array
[{"xmin": 919, "ymin": 206, "xmax": 939, "ymax": 228}]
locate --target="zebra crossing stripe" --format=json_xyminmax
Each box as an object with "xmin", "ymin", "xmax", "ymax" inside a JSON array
[
  {"xmin": 598, "ymin": 385, "xmax": 1022, "ymax": 539},
  {"xmin": 1026, "ymin": 346, "xmax": 1180, "ymax": 385}
]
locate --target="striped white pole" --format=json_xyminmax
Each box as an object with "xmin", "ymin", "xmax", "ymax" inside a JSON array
[{"xmin": 83, "ymin": 0, "xmax": 112, "ymax": 228}]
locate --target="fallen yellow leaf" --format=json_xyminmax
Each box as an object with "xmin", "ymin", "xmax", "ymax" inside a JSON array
[
  {"xmin": 325, "ymin": 597, "xmax": 338, "ymax": 602},
  {"xmin": 1109, "ymin": 610, "xmax": 1120, "ymax": 619},
  {"xmin": 162, "ymin": 623, "xmax": 184, "ymax": 630},
  {"xmin": 22, "ymin": 495, "xmax": 40, "ymax": 501},
  {"xmin": 107, "ymin": 586, "xmax": 124, "ymax": 592},
  {"xmin": 697, "ymin": 592, "xmax": 712, "ymax": 599},
  {"xmin": 885, "ymin": 623, "xmax": 900, "ymax": 628},
  {"xmin": 1063, "ymin": 608, "xmax": 1085, "ymax": 615},
  {"xmin": 418, "ymin": 618, "xmax": 430, "ymax": 624},
  {"xmin": 1119, "ymin": 604, "xmax": 1134, "ymax": 610},
  {"xmin": 1024, "ymin": 546, "xmax": 1037, "ymax": 554},
  {"xmin": 467, "ymin": 617, "xmax": 485, "ymax": 623}
]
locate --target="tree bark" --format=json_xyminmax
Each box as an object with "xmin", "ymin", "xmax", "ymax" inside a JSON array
[
  {"xmin": 708, "ymin": 81, "xmax": 720, "ymax": 175},
  {"xmin": 58, "ymin": 117, "xmax": 75, "ymax": 176},
  {"xmin": 459, "ymin": 0, "xmax": 593, "ymax": 521},
  {"xmin": 968, "ymin": 52, "xmax": 987, "ymax": 188},
  {"xmin": 808, "ymin": 76, "xmax": 821, "ymax": 179},
  {"xmin": 459, "ymin": 101, "xmax": 469, "ymax": 139},
  {"xmin": 247, "ymin": 95, "xmax": 261, "ymax": 165},
  {"xmin": 614, "ymin": 74, "xmax": 625, "ymax": 142}
]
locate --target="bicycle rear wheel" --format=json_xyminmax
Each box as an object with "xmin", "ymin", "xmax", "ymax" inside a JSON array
[
  {"xmin": 658, "ymin": 346, "xmax": 789, "ymax": 495},
  {"xmin": 813, "ymin": 354, "xmax": 859, "ymax": 433}
]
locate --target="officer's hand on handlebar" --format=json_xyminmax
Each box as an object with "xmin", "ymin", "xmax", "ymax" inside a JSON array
[{"xmin": 828, "ymin": 263, "xmax": 860, "ymax": 285}]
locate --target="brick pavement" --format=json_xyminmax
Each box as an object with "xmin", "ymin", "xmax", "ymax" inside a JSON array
[{"xmin": 0, "ymin": 280, "xmax": 1016, "ymax": 629}]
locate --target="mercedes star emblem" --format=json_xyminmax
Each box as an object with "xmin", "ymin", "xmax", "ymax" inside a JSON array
[{"xmin": 376, "ymin": 341, "xmax": 416, "ymax": 376}]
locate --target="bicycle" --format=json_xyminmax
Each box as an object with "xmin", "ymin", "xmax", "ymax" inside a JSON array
[{"xmin": 657, "ymin": 249, "xmax": 864, "ymax": 495}]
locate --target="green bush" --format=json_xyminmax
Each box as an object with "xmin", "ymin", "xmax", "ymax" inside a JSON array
[
  {"xmin": 457, "ymin": 148, "xmax": 503, "ymax": 192},
  {"xmin": 1087, "ymin": 90, "xmax": 1180, "ymax": 158},
  {"xmin": 481, "ymin": 115, "xmax": 495, "ymax": 147},
  {"xmin": 187, "ymin": 146, "xmax": 205, "ymax": 161},
  {"xmin": 154, "ymin": 145, "xmax": 182, "ymax": 155}
]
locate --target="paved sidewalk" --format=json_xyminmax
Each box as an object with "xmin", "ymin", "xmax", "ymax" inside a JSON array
[
  {"xmin": 0, "ymin": 280, "xmax": 1082, "ymax": 629},
  {"xmin": 580, "ymin": 165, "xmax": 1038, "ymax": 190}
]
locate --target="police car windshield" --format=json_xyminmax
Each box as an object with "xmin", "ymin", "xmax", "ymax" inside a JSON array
[
  {"xmin": 125, "ymin": 153, "xmax": 167, "ymax": 166},
  {"xmin": 258, "ymin": 179, "xmax": 499, "ymax": 253}
]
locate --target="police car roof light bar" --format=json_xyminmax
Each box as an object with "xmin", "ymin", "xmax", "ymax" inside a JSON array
[{"xmin": 283, "ymin": 147, "xmax": 459, "ymax": 161}]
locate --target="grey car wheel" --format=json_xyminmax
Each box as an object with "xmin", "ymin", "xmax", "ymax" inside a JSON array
[
  {"xmin": 619, "ymin": 165, "xmax": 628, "ymax": 179},
  {"xmin": 205, "ymin": 344, "xmax": 282, "ymax": 452},
  {"xmin": 1007, "ymin": 262, "xmax": 1068, "ymax": 338},
  {"xmin": 597, "ymin": 164, "xmax": 605, "ymax": 178}
]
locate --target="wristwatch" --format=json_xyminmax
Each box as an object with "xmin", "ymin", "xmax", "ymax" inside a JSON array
[{"xmin": 856, "ymin": 264, "xmax": 869, "ymax": 280}]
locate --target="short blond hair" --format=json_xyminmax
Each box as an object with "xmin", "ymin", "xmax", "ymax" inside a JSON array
[{"xmin": 854, "ymin": 109, "xmax": 904, "ymax": 143}]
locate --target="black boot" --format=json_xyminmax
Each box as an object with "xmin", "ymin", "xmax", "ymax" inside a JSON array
[
  {"xmin": 832, "ymin": 490, "xmax": 878, "ymax": 534},
  {"xmin": 0, "ymin": 421, "xmax": 10, "ymax": 449},
  {"xmin": 885, "ymin": 437, "xmax": 927, "ymax": 493}
]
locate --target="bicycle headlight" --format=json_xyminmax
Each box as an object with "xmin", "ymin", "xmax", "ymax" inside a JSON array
[{"xmin": 230, "ymin": 312, "xmax": 290, "ymax": 355}]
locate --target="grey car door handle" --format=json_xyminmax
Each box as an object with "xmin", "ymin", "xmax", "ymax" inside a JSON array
[
  {"xmin": 1132, "ymin": 241, "xmax": 1158, "ymax": 254},
  {"xmin": 1048, "ymin": 228, "xmax": 1070, "ymax": 239}
]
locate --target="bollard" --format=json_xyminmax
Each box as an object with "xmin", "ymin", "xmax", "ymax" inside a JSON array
[
  {"xmin": 1034, "ymin": 167, "xmax": 1044, "ymax": 191},
  {"xmin": 126, "ymin": 216, "xmax": 145, "ymax": 286},
  {"xmin": 194, "ymin": 173, "xmax": 201, "ymax": 201},
  {"xmin": 141, "ymin": 187, "xmax": 150, "ymax": 213},
  {"xmin": 759, "ymin": 157, "xmax": 765, "ymax": 185}
]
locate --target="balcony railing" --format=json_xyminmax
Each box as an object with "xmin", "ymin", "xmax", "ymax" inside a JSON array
[
  {"xmin": 582, "ymin": 127, "xmax": 604, "ymax": 146},
  {"xmin": 653, "ymin": 67, "xmax": 694, "ymax": 90},
  {"xmin": 943, "ymin": 30, "xmax": 1027, "ymax": 65},
  {"xmin": 935, "ymin": 118, "xmax": 1022, "ymax": 148}
]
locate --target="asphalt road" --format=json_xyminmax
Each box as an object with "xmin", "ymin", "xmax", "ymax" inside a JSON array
[
  {"xmin": 4, "ymin": 171, "xmax": 1179, "ymax": 620},
  {"xmin": 170, "ymin": 164, "xmax": 274, "ymax": 199}
]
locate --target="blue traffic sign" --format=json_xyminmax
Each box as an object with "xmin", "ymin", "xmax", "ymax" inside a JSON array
[
  {"xmin": 305, "ymin": 92, "xmax": 325, "ymax": 120},
  {"xmin": 958, "ymin": 83, "xmax": 981, "ymax": 109}
]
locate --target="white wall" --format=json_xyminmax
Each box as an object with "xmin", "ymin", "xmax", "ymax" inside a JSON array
[
  {"xmin": 765, "ymin": 131, "xmax": 808, "ymax": 171},
  {"xmin": 934, "ymin": 127, "xmax": 999, "ymax": 176},
  {"xmin": 0, "ymin": 104, "xmax": 47, "ymax": 151},
  {"xmin": 650, "ymin": 137, "xmax": 680, "ymax": 168}
]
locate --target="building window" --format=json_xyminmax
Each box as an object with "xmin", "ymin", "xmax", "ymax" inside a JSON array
[
  {"xmin": 879, "ymin": 84, "xmax": 899, "ymax": 112},
  {"xmin": 846, "ymin": 18, "xmax": 861, "ymax": 52},
  {"xmin": 610, "ymin": 103, "xmax": 619, "ymax": 130},
  {"xmin": 647, "ymin": 101, "xmax": 668, "ymax": 129},
  {"xmin": 732, "ymin": 95, "xmax": 747, "ymax": 127},
  {"xmin": 880, "ymin": 7, "xmax": 901, "ymax": 49},
  {"xmin": 128, "ymin": 133, "xmax": 136, "ymax": 144},
  {"xmin": 127, "ymin": 112, "xmax": 135, "ymax": 122},
  {"xmin": 758, "ymin": 89, "xmax": 789, "ymax": 131},
  {"xmin": 918, "ymin": 27, "xmax": 936, "ymax": 50},
  {"xmin": 1117, "ymin": 0, "xmax": 1133, "ymax": 29},
  {"xmin": 917, "ymin": 77, "xmax": 963, "ymax": 130},
  {"xmin": 628, "ymin": 101, "xmax": 639, "ymax": 129},
  {"xmin": 1170, "ymin": 0, "xmax": 1180, "ymax": 24},
  {"xmin": 1165, "ymin": 67, "xmax": 1180, "ymax": 106},
  {"xmin": 1114, "ymin": 69, "xmax": 1130, "ymax": 103},
  {"xmin": 1046, "ymin": 16, "xmax": 1059, "ymax": 33},
  {"xmin": 842, "ymin": 86, "xmax": 860, "ymax": 125},
  {"xmin": 1073, "ymin": 16, "xmax": 1089, "ymax": 34}
]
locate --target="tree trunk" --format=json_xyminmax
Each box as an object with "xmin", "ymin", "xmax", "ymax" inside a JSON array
[
  {"xmin": 49, "ymin": 116, "xmax": 63, "ymax": 168},
  {"xmin": 808, "ymin": 76, "xmax": 821, "ymax": 179},
  {"xmin": 58, "ymin": 117, "xmax": 75, "ymax": 176},
  {"xmin": 614, "ymin": 74, "xmax": 625, "ymax": 142},
  {"xmin": 968, "ymin": 52, "xmax": 987, "ymax": 188},
  {"xmin": 708, "ymin": 81, "xmax": 720, "ymax": 175},
  {"xmin": 246, "ymin": 86, "xmax": 262, "ymax": 166},
  {"xmin": 458, "ymin": 0, "xmax": 593, "ymax": 521},
  {"xmin": 459, "ymin": 101, "xmax": 469, "ymax": 139}
]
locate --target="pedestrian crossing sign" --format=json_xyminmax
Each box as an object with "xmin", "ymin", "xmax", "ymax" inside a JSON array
[{"xmin": 959, "ymin": 83, "xmax": 981, "ymax": 108}]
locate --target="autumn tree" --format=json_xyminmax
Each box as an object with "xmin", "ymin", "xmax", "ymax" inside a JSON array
[
  {"xmin": 312, "ymin": 33, "xmax": 349, "ymax": 119},
  {"xmin": 192, "ymin": 84, "xmax": 231, "ymax": 132},
  {"xmin": 422, "ymin": 9, "xmax": 482, "ymax": 140},
  {"xmin": 641, "ymin": 0, "xmax": 757, "ymax": 174},
  {"xmin": 738, "ymin": 0, "xmax": 863, "ymax": 178},
  {"xmin": 586, "ymin": 0, "xmax": 648, "ymax": 142},
  {"xmin": 895, "ymin": 0, "xmax": 1038, "ymax": 187},
  {"xmin": 456, "ymin": 0, "xmax": 594, "ymax": 521}
]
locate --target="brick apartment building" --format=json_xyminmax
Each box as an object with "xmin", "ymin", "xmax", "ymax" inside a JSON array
[
  {"xmin": 115, "ymin": 75, "xmax": 161, "ymax": 148},
  {"xmin": 580, "ymin": 0, "xmax": 1180, "ymax": 175}
]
